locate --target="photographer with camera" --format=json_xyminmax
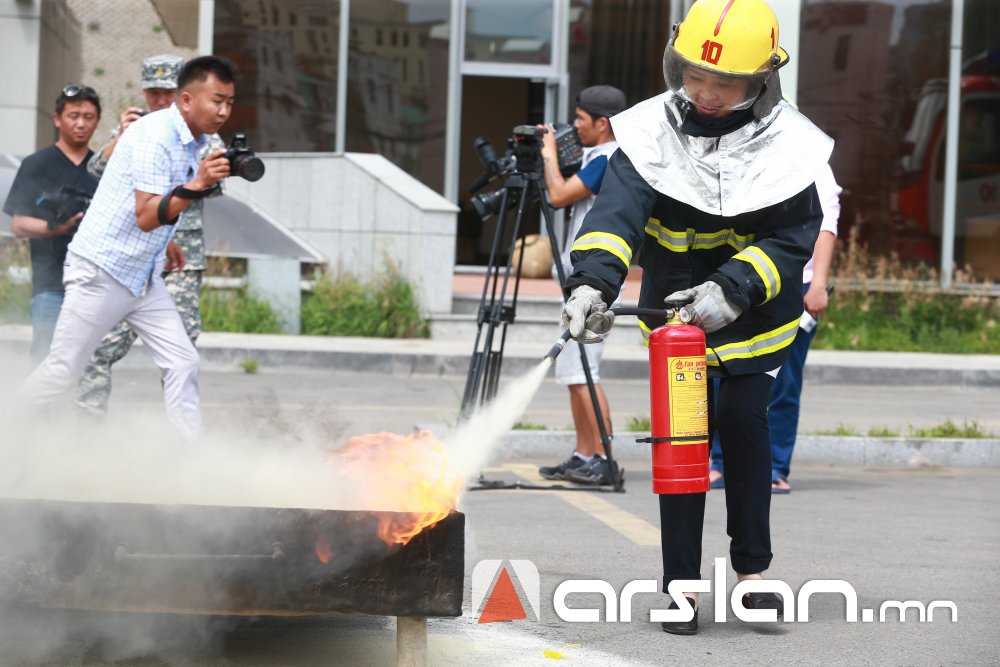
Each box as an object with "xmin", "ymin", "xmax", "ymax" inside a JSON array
[
  {"xmin": 3, "ymin": 86, "xmax": 101, "ymax": 365},
  {"xmin": 75, "ymin": 54, "xmax": 225, "ymax": 418},
  {"xmin": 536, "ymin": 85, "xmax": 628, "ymax": 486},
  {"xmin": 20, "ymin": 56, "xmax": 240, "ymax": 443}
]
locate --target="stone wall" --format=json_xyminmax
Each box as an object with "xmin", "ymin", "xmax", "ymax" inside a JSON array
[{"xmin": 65, "ymin": 0, "xmax": 197, "ymax": 144}]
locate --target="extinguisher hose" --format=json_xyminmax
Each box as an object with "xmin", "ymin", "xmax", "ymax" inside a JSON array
[{"xmin": 543, "ymin": 306, "xmax": 679, "ymax": 360}]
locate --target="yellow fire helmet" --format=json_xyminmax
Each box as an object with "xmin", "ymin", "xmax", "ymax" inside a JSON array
[{"xmin": 664, "ymin": 0, "xmax": 788, "ymax": 113}]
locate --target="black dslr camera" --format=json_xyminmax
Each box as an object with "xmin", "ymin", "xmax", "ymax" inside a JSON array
[
  {"xmin": 468, "ymin": 123, "xmax": 584, "ymax": 219},
  {"xmin": 35, "ymin": 186, "xmax": 92, "ymax": 230},
  {"xmin": 223, "ymin": 132, "xmax": 265, "ymax": 182}
]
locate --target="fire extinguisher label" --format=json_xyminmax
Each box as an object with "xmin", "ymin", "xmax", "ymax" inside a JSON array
[{"xmin": 668, "ymin": 356, "xmax": 709, "ymax": 440}]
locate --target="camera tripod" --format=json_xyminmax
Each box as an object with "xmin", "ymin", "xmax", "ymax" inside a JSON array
[{"xmin": 460, "ymin": 168, "xmax": 625, "ymax": 493}]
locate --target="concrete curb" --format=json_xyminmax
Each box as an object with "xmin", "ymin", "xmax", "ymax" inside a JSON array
[
  {"xmin": 2, "ymin": 325, "xmax": 999, "ymax": 386},
  {"xmin": 492, "ymin": 432, "xmax": 1000, "ymax": 469}
]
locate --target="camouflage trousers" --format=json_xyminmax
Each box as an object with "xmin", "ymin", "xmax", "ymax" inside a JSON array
[{"xmin": 75, "ymin": 270, "xmax": 203, "ymax": 416}]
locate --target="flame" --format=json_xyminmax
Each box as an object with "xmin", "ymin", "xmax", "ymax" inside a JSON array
[
  {"xmin": 314, "ymin": 535, "xmax": 333, "ymax": 564},
  {"xmin": 326, "ymin": 430, "xmax": 463, "ymax": 547}
]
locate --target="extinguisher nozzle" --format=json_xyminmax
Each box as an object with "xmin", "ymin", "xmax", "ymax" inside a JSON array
[{"xmin": 543, "ymin": 330, "xmax": 573, "ymax": 360}]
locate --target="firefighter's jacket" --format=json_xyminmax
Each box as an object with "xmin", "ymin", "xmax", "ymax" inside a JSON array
[{"xmin": 565, "ymin": 95, "xmax": 833, "ymax": 377}]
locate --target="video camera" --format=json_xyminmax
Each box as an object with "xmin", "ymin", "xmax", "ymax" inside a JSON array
[
  {"xmin": 469, "ymin": 123, "xmax": 583, "ymax": 219},
  {"xmin": 223, "ymin": 132, "xmax": 265, "ymax": 182},
  {"xmin": 35, "ymin": 186, "xmax": 92, "ymax": 230}
]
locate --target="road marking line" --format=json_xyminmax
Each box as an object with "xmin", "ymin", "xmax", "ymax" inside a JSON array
[{"xmin": 502, "ymin": 464, "xmax": 660, "ymax": 546}]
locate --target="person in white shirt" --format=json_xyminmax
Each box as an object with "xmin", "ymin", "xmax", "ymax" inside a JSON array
[{"xmin": 20, "ymin": 55, "xmax": 237, "ymax": 443}]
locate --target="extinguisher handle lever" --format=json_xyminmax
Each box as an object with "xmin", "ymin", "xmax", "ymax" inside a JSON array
[
  {"xmin": 662, "ymin": 297, "xmax": 695, "ymax": 311},
  {"xmin": 609, "ymin": 306, "xmax": 686, "ymax": 319}
]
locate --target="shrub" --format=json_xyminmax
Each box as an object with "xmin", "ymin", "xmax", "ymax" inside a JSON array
[
  {"xmin": 201, "ymin": 287, "xmax": 283, "ymax": 334},
  {"xmin": 301, "ymin": 264, "xmax": 429, "ymax": 338},
  {"xmin": 0, "ymin": 241, "xmax": 31, "ymax": 324}
]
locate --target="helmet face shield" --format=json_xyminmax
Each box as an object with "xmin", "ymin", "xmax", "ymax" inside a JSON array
[{"xmin": 664, "ymin": 46, "xmax": 769, "ymax": 111}]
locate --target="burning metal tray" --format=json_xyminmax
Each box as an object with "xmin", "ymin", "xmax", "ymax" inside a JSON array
[{"xmin": 0, "ymin": 499, "xmax": 464, "ymax": 618}]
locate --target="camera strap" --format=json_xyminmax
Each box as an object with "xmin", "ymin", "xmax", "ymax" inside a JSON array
[
  {"xmin": 157, "ymin": 192, "xmax": 179, "ymax": 227},
  {"xmin": 157, "ymin": 184, "xmax": 220, "ymax": 227},
  {"xmin": 172, "ymin": 184, "xmax": 221, "ymax": 200}
]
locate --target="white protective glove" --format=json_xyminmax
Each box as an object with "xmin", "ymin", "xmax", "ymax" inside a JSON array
[
  {"xmin": 666, "ymin": 281, "xmax": 743, "ymax": 333},
  {"xmin": 562, "ymin": 285, "xmax": 614, "ymax": 344}
]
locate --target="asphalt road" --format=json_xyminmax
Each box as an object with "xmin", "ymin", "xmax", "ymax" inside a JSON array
[
  {"xmin": 1, "ymin": 366, "xmax": 997, "ymax": 665},
  {"xmin": 91, "ymin": 367, "xmax": 1000, "ymax": 440}
]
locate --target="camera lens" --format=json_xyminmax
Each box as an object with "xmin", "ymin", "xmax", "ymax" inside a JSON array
[
  {"xmin": 474, "ymin": 137, "xmax": 498, "ymax": 169},
  {"xmin": 472, "ymin": 190, "xmax": 505, "ymax": 220},
  {"xmin": 232, "ymin": 154, "xmax": 265, "ymax": 182}
]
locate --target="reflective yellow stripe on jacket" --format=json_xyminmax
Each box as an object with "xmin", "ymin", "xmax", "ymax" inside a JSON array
[
  {"xmin": 572, "ymin": 231, "xmax": 633, "ymax": 270},
  {"xmin": 731, "ymin": 245, "xmax": 781, "ymax": 303},
  {"xmin": 645, "ymin": 218, "xmax": 755, "ymax": 253},
  {"xmin": 706, "ymin": 318, "xmax": 800, "ymax": 367}
]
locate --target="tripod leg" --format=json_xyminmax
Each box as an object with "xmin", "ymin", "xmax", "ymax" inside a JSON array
[{"xmin": 460, "ymin": 186, "xmax": 519, "ymax": 420}]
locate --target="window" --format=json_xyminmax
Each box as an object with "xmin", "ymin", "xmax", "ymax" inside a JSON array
[
  {"xmin": 465, "ymin": 0, "xmax": 554, "ymax": 65},
  {"xmin": 958, "ymin": 99, "xmax": 1000, "ymax": 180}
]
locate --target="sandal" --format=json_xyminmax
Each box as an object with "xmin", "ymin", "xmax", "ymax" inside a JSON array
[{"xmin": 771, "ymin": 473, "xmax": 791, "ymax": 495}]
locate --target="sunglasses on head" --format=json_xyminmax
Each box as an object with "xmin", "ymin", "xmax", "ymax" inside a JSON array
[{"xmin": 62, "ymin": 85, "xmax": 98, "ymax": 98}]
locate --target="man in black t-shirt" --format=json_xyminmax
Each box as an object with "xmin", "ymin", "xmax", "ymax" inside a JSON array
[{"xmin": 3, "ymin": 86, "xmax": 101, "ymax": 363}]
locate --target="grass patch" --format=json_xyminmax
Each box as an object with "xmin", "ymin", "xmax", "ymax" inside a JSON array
[
  {"xmin": 814, "ymin": 233, "xmax": 1000, "ymax": 353},
  {"xmin": 301, "ymin": 263, "xmax": 429, "ymax": 338},
  {"xmin": 512, "ymin": 421, "xmax": 547, "ymax": 431},
  {"xmin": 201, "ymin": 287, "xmax": 283, "ymax": 334},
  {"xmin": 813, "ymin": 423, "xmax": 861, "ymax": 436},
  {"xmin": 239, "ymin": 358, "xmax": 259, "ymax": 374},
  {"xmin": 626, "ymin": 415, "xmax": 651, "ymax": 432},
  {"xmin": 813, "ymin": 420, "xmax": 994, "ymax": 439},
  {"xmin": 908, "ymin": 419, "xmax": 991, "ymax": 439},
  {"xmin": 0, "ymin": 241, "xmax": 31, "ymax": 324}
]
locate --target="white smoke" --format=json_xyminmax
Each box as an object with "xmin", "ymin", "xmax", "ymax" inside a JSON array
[{"xmin": 442, "ymin": 359, "xmax": 553, "ymax": 480}]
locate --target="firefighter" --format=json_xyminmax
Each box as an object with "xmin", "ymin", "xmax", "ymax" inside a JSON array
[{"xmin": 561, "ymin": 0, "xmax": 832, "ymax": 635}]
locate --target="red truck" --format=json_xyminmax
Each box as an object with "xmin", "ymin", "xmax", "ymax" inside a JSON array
[{"xmin": 889, "ymin": 69, "xmax": 1000, "ymax": 277}]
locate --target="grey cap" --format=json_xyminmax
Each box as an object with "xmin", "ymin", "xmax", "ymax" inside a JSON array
[
  {"xmin": 141, "ymin": 54, "xmax": 183, "ymax": 89},
  {"xmin": 576, "ymin": 85, "xmax": 628, "ymax": 119}
]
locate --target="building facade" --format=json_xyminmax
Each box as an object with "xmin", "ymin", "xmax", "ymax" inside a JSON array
[{"xmin": 4, "ymin": 0, "xmax": 998, "ymax": 285}]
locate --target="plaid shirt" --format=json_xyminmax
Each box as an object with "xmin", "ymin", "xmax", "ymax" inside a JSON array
[{"xmin": 70, "ymin": 104, "xmax": 210, "ymax": 295}]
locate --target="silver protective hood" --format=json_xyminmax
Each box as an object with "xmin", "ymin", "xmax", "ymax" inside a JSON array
[{"xmin": 609, "ymin": 93, "xmax": 834, "ymax": 216}]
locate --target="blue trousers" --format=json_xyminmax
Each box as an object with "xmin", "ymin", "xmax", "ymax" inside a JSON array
[
  {"xmin": 710, "ymin": 283, "xmax": 818, "ymax": 481},
  {"xmin": 29, "ymin": 290, "xmax": 64, "ymax": 366}
]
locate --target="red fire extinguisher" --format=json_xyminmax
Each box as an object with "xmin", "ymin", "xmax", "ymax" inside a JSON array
[{"xmin": 642, "ymin": 310, "xmax": 710, "ymax": 494}]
